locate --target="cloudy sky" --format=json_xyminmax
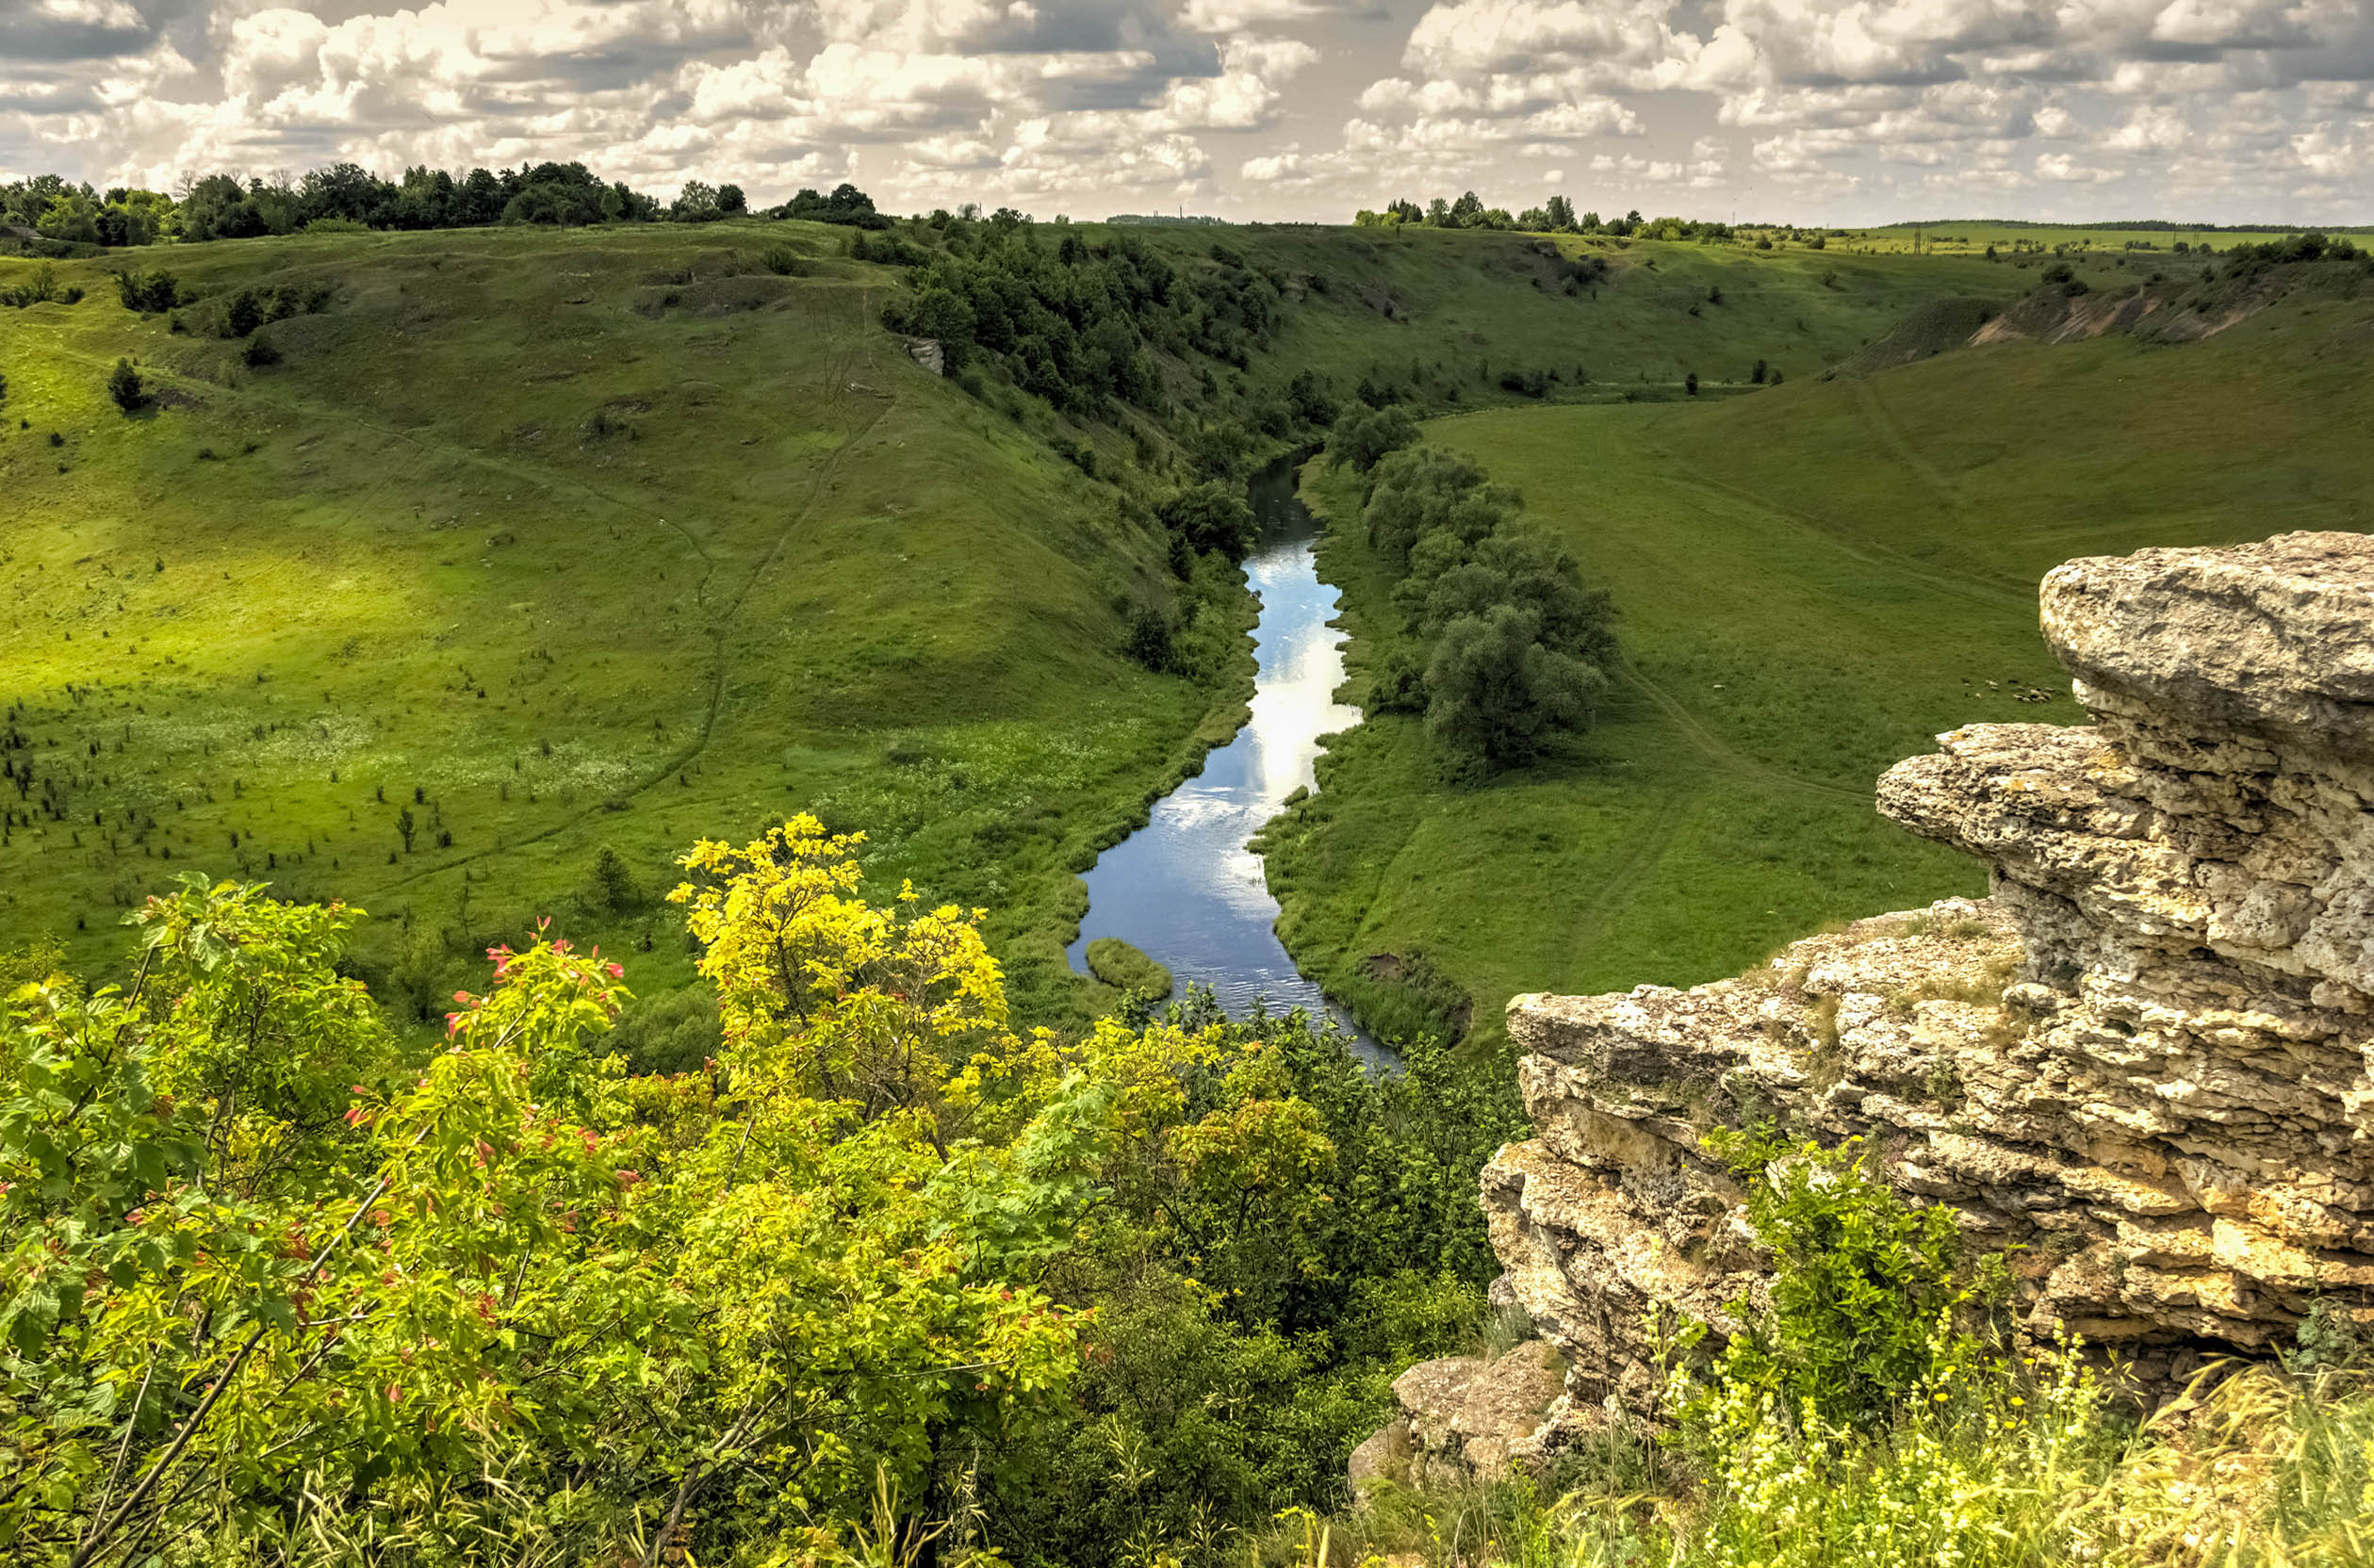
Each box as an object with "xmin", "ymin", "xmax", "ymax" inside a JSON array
[{"xmin": 4, "ymin": 0, "xmax": 2369, "ymax": 225}]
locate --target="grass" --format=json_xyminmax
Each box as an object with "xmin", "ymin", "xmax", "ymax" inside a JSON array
[
  {"xmin": 1299, "ymin": 1360, "xmax": 2374, "ymax": 1567},
  {"xmin": 1083, "ymin": 936, "xmax": 1172, "ymax": 998},
  {"xmin": 1259, "ymin": 283, "xmax": 2374, "ymax": 1049},
  {"xmin": 0, "ymin": 219, "xmax": 2051, "ymax": 1035},
  {"xmin": 0, "ymin": 220, "xmax": 1232, "ymax": 1028},
  {"xmin": 1084, "ymin": 221, "xmax": 2016, "ymax": 399}
]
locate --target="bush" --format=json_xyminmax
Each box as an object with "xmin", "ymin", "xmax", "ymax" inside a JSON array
[
  {"xmin": 757, "ymin": 244, "xmax": 805, "ymax": 276},
  {"xmin": 605, "ymin": 982, "xmax": 723, "ymax": 1076},
  {"xmin": 1123, "ymin": 606, "xmax": 1175, "ymax": 672},
  {"xmin": 112, "ymin": 268, "xmax": 180, "ymax": 312},
  {"xmin": 1688, "ymin": 1131, "xmax": 2002, "ymax": 1431},
  {"xmin": 0, "ymin": 262, "xmax": 65, "ymax": 308},
  {"xmin": 241, "ymin": 335, "xmax": 281, "ymax": 368},
  {"xmin": 581, "ymin": 844, "xmax": 642, "ymax": 913},
  {"xmin": 106, "ymin": 357, "xmax": 143, "ymax": 412}
]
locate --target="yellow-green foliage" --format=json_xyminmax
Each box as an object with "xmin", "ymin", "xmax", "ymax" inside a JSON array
[
  {"xmin": 1318, "ymin": 1356, "xmax": 2374, "ymax": 1568},
  {"xmin": 0, "ymin": 814, "xmax": 1525, "ymax": 1565}
]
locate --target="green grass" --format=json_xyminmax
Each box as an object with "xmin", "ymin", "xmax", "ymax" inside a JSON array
[
  {"xmin": 1086, "ymin": 222, "xmax": 2015, "ymax": 397},
  {"xmin": 1260, "ymin": 285, "xmax": 2374, "ymax": 1048},
  {"xmin": 0, "ymin": 220, "xmax": 1232, "ymax": 1027},
  {"xmin": 3, "ymin": 216, "xmax": 2246, "ymax": 1038},
  {"xmin": 1083, "ymin": 936, "xmax": 1172, "ymax": 998}
]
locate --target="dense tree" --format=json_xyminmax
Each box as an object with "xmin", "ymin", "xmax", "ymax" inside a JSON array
[
  {"xmin": 883, "ymin": 218, "xmax": 1285, "ymax": 416},
  {"xmin": 1157, "ymin": 482, "xmax": 1257, "ymax": 559},
  {"xmin": 1362, "ymin": 446, "xmax": 1509, "ymax": 568},
  {"xmin": 1325, "ymin": 403, "xmax": 1418, "ymax": 475},
  {"xmin": 1362, "ymin": 445, "xmax": 1615, "ymax": 771},
  {"xmin": 1418, "ymin": 530, "xmax": 1614, "ymax": 662},
  {"xmin": 1423, "ymin": 604, "xmax": 1609, "ymax": 769}
]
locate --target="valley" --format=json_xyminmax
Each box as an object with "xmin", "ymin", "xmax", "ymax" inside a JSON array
[{"xmin": 1262, "ymin": 277, "xmax": 2374, "ymax": 1045}]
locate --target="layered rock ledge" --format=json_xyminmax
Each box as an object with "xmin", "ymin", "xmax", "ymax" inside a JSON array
[{"xmin": 1482, "ymin": 531, "xmax": 2374, "ymax": 1446}]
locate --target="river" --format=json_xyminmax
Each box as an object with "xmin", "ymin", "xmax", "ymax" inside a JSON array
[{"xmin": 1064, "ymin": 451, "xmax": 1380, "ymax": 1057}]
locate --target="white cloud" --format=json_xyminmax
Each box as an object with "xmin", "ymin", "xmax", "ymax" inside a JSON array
[{"xmin": 0, "ymin": 0, "xmax": 2368, "ymax": 222}]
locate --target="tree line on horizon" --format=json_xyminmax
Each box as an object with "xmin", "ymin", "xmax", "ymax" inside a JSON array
[{"xmin": 0, "ymin": 164, "xmax": 892, "ymax": 249}]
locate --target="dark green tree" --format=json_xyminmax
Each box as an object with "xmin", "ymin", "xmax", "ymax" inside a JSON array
[
  {"xmin": 1156, "ymin": 482, "xmax": 1255, "ymax": 559},
  {"xmin": 1423, "ymin": 606, "xmax": 1608, "ymax": 771},
  {"xmin": 1324, "ymin": 404, "xmax": 1417, "ymax": 475},
  {"xmin": 106, "ymin": 358, "xmax": 143, "ymax": 413}
]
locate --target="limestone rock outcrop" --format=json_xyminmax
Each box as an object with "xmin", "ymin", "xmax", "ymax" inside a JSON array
[
  {"xmin": 1349, "ymin": 1342, "xmax": 1568, "ymax": 1495},
  {"xmin": 1486, "ymin": 531, "xmax": 2374, "ymax": 1435}
]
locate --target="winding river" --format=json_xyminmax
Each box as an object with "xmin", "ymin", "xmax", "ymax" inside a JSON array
[{"xmin": 1065, "ymin": 452, "xmax": 1380, "ymax": 1057}]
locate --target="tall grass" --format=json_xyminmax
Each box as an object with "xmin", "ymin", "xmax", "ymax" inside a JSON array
[{"xmin": 1292, "ymin": 1354, "xmax": 2374, "ymax": 1568}]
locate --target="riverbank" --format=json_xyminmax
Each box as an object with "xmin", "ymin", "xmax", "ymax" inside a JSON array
[
  {"xmin": 1064, "ymin": 451, "xmax": 1378, "ymax": 1049},
  {"xmin": 1260, "ymin": 332, "xmax": 2367, "ymax": 1049}
]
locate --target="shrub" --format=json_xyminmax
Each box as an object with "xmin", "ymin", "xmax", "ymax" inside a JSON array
[
  {"xmin": 606, "ymin": 981, "xmax": 723, "ymax": 1076},
  {"xmin": 225, "ymin": 287, "xmax": 263, "ymax": 337},
  {"xmin": 758, "ymin": 244, "xmax": 805, "ymax": 276},
  {"xmin": 1123, "ymin": 606, "xmax": 1174, "ymax": 672},
  {"xmin": 241, "ymin": 335, "xmax": 281, "ymax": 368},
  {"xmin": 581, "ymin": 844, "xmax": 641, "ymax": 913},
  {"xmin": 106, "ymin": 357, "xmax": 143, "ymax": 412},
  {"xmin": 1688, "ymin": 1131, "xmax": 2004, "ymax": 1431},
  {"xmin": 0, "ymin": 262, "xmax": 63, "ymax": 308},
  {"xmin": 112, "ymin": 269, "xmax": 180, "ymax": 312}
]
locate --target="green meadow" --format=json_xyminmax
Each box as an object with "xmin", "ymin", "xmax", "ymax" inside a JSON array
[
  {"xmin": 9, "ymin": 212, "xmax": 2356, "ymax": 1044},
  {"xmin": 0, "ymin": 220, "xmax": 1231, "ymax": 1026},
  {"xmin": 1261, "ymin": 281, "xmax": 2374, "ymax": 1046},
  {"xmin": 0, "ymin": 216, "xmax": 2058, "ymax": 1035}
]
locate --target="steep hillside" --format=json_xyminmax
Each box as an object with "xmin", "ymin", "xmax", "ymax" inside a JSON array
[
  {"xmin": 1093, "ymin": 221, "xmax": 2007, "ymax": 397},
  {"xmin": 1261, "ymin": 285, "xmax": 2374, "ymax": 1047},
  {"xmin": 0, "ymin": 222, "xmax": 1230, "ymax": 1025}
]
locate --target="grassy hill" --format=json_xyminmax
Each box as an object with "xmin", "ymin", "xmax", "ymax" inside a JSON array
[
  {"xmin": 0, "ymin": 214, "xmax": 2159, "ymax": 1039},
  {"xmin": 0, "ymin": 220, "xmax": 1245, "ymax": 1027},
  {"xmin": 1259, "ymin": 283, "xmax": 2374, "ymax": 1047},
  {"xmin": 1096, "ymin": 220, "xmax": 2008, "ymax": 397}
]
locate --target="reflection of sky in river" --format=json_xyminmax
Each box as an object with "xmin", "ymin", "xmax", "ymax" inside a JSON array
[{"xmin": 1066, "ymin": 469, "xmax": 1377, "ymax": 1056}]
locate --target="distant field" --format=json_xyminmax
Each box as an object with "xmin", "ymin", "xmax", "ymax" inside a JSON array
[
  {"xmin": 1262, "ymin": 286, "xmax": 2374, "ymax": 1047},
  {"xmin": 1845, "ymin": 222, "xmax": 2367, "ymax": 255}
]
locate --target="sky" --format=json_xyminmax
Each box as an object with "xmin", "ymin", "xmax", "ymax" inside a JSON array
[{"xmin": 2, "ymin": 0, "xmax": 2369, "ymax": 227}]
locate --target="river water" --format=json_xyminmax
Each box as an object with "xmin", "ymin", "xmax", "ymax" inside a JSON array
[{"xmin": 1065, "ymin": 452, "xmax": 1379, "ymax": 1055}]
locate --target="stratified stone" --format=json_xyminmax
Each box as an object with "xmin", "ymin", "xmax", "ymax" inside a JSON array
[{"xmin": 1472, "ymin": 531, "xmax": 2374, "ymax": 1441}]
